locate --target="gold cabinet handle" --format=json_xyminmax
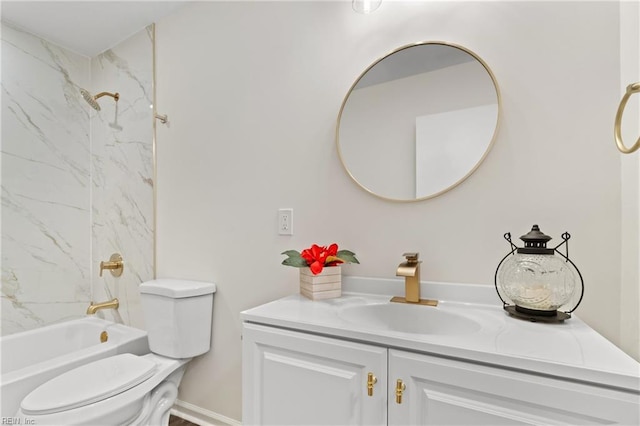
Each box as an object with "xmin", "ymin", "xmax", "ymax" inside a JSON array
[
  {"xmin": 367, "ymin": 372, "xmax": 377, "ymax": 397},
  {"xmin": 395, "ymin": 379, "xmax": 406, "ymax": 404}
]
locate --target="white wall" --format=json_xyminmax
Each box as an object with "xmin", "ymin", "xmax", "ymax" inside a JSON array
[
  {"xmin": 155, "ymin": 1, "xmax": 630, "ymax": 423},
  {"xmin": 619, "ymin": 0, "xmax": 640, "ymax": 361}
]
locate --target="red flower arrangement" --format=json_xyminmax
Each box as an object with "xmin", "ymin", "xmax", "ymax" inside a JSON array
[{"xmin": 281, "ymin": 243, "xmax": 359, "ymax": 275}]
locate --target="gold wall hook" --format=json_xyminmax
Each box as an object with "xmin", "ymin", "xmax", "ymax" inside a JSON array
[
  {"xmin": 367, "ymin": 372, "xmax": 377, "ymax": 396},
  {"xmin": 614, "ymin": 82, "xmax": 640, "ymax": 154},
  {"xmin": 99, "ymin": 253, "xmax": 124, "ymax": 277}
]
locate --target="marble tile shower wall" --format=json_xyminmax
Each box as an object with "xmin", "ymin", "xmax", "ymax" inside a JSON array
[
  {"xmin": 1, "ymin": 23, "xmax": 92, "ymax": 334},
  {"xmin": 1, "ymin": 23, "xmax": 154, "ymax": 335},
  {"xmin": 90, "ymin": 26, "xmax": 154, "ymax": 329}
]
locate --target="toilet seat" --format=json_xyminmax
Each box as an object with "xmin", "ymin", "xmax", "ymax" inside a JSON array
[
  {"xmin": 17, "ymin": 354, "xmax": 190, "ymax": 425},
  {"xmin": 21, "ymin": 353, "xmax": 156, "ymax": 415}
]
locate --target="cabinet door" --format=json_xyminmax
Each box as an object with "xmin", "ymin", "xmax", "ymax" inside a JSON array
[
  {"xmin": 243, "ymin": 323, "xmax": 387, "ymax": 426},
  {"xmin": 389, "ymin": 349, "xmax": 640, "ymax": 425}
]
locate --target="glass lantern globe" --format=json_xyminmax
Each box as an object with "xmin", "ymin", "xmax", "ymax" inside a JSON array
[{"xmin": 495, "ymin": 225, "xmax": 584, "ymax": 322}]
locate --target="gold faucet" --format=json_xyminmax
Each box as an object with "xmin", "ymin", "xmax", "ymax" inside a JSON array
[
  {"xmin": 99, "ymin": 253, "xmax": 124, "ymax": 277},
  {"xmin": 391, "ymin": 252, "xmax": 438, "ymax": 306},
  {"xmin": 86, "ymin": 298, "xmax": 119, "ymax": 315},
  {"xmin": 396, "ymin": 252, "xmax": 421, "ymax": 302}
]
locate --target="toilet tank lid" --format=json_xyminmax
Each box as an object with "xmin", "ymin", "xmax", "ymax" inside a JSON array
[{"xmin": 140, "ymin": 279, "xmax": 216, "ymax": 298}]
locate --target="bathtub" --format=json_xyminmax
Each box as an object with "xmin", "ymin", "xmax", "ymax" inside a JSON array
[{"xmin": 1, "ymin": 316, "xmax": 149, "ymax": 416}]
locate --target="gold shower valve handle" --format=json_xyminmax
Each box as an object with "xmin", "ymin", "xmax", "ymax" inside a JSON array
[
  {"xmin": 395, "ymin": 379, "xmax": 406, "ymax": 404},
  {"xmin": 367, "ymin": 372, "xmax": 377, "ymax": 397},
  {"xmin": 99, "ymin": 253, "xmax": 124, "ymax": 277},
  {"xmin": 614, "ymin": 82, "xmax": 640, "ymax": 154}
]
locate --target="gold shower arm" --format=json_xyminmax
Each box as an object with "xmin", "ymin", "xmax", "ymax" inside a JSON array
[
  {"xmin": 94, "ymin": 92, "xmax": 120, "ymax": 102},
  {"xmin": 614, "ymin": 82, "xmax": 640, "ymax": 154}
]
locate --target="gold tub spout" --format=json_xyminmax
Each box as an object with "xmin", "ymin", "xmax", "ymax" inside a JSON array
[{"xmin": 87, "ymin": 298, "xmax": 119, "ymax": 315}]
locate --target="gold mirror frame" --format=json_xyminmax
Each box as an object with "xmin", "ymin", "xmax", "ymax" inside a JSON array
[{"xmin": 336, "ymin": 41, "xmax": 502, "ymax": 202}]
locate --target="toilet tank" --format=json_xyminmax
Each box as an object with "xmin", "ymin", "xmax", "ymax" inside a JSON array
[{"xmin": 139, "ymin": 279, "xmax": 216, "ymax": 359}]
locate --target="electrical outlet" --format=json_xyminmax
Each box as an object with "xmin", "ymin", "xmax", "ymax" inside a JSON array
[{"xmin": 278, "ymin": 208, "xmax": 293, "ymax": 235}]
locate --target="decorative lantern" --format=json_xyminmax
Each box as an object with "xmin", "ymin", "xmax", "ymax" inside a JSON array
[{"xmin": 495, "ymin": 225, "xmax": 584, "ymax": 322}]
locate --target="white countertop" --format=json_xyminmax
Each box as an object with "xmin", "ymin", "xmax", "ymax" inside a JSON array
[{"xmin": 241, "ymin": 276, "xmax": 640, "ymax": 393}]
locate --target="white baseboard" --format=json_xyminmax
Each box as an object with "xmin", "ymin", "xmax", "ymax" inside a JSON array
[{"xmin": 171, "ymin": 399, "xmax": 241, "ymax": 426}]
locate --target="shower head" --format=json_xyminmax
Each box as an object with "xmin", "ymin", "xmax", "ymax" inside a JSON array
[
  {"xmin": 80, "ymin": 89, "xmax": 100, "ymax": 111},
  {"xmin": 80, "ymin": 89, "xmax": 119, "ymax": 111}
]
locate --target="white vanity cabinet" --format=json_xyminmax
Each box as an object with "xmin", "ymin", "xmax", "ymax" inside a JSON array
[
  {"xmin": 242, "ymin": 323, "xmax": 388, "ymax": 425},
  {"xmin": 388, "ymin": 349, "xmax": 639, "ymax": 425},
  {"xmin": 243, "ymin": 322, "xmax": 640, "ymax": 426}
]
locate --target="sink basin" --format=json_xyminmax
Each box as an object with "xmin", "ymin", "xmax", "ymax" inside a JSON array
[{"xmin": 338, "ymin": 302, "xmax": 481, "ymax": 335}]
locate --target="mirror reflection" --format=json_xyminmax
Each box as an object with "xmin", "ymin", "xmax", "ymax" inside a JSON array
[{"xmin": 337, "ymin": 42, "xmax": 500, "ymax": 201}]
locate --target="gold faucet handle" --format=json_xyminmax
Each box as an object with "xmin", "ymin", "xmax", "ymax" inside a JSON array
[
  {"xmin": 99, "ymin": 253, "xmax": 124, "ymax": 277},
  {"xmin": 402, "ymin": 252, "xmax": 419, "ymax": 264}
]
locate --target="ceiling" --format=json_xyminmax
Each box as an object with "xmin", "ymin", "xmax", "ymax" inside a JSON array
[{"xmin": 1, "ymin": 1, "xmax": 188, "ymax": 57}]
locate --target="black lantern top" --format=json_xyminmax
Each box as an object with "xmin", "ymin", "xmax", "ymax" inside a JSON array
[{"xmin": 517, "ymin": 224, "xmax": 554, "ymax": 254}]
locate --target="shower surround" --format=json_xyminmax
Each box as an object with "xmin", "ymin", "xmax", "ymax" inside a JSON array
[{"xmin": 1, "ymin": 23, "xmax": 154, "ymax": 335}]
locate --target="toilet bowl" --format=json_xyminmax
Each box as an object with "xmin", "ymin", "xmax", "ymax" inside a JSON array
[{"xmin": 16, "ymin": 279, "xmax": 215, "ymax": 426}]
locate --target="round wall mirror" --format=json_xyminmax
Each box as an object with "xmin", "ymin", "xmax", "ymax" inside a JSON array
[{"xmin": 336, "ymin": 41, "xmax": 501, "ymax": 201}]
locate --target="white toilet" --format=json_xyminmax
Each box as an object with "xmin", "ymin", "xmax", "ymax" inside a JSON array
[{"xmin": 16, "ymin": 279, "xmax": 216, "ymax": 425}]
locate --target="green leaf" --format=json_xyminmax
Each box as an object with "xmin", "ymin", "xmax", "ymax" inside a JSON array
[
  {"xmin": 281, "ymin": 250, "xmax": 307, "ymax": 268},
  {"xmin": 281, "ymin": 257, "xmax": 309, "ymax": 268},
  {"xmin": 337, "ymin": 250, "xmax": 360, "ymax": 264}
]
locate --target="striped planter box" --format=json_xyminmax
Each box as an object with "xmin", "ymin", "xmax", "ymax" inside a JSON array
[{"xmin": 299, "ymin": 266, "xmax": 341, "ymax": 300}]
